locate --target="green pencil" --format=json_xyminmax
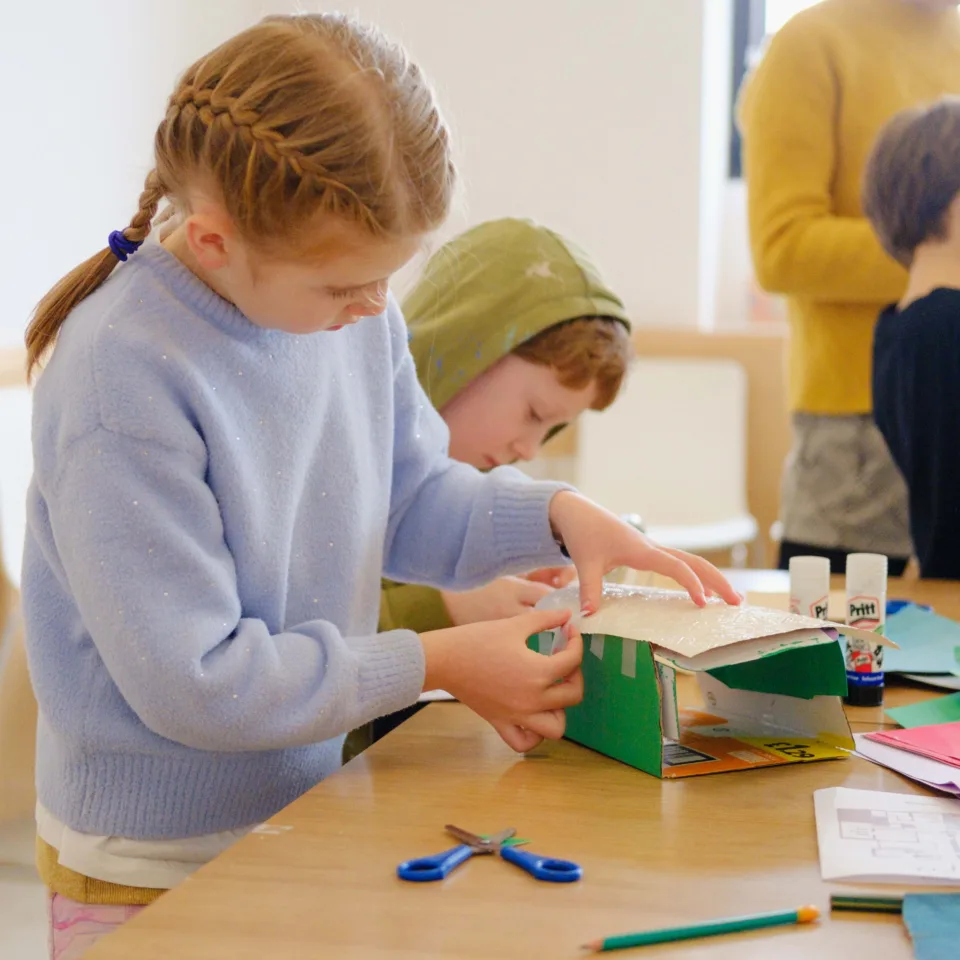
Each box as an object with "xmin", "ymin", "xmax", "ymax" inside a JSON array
[
  {"xmin": 830, "ymin": 894, "xmax": 903, "ymax": 914},
  {"xmin": 582, "ymin": 905, "xmax": 820, "ymax": 952}
]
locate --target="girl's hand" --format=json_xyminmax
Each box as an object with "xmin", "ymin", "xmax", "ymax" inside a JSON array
[
  {"xmin": 420, "ymin": 608, "xmax": 583, "ymax": 752},
  {"xmin": 440, "ymin": 576, "xmax": 553, "ymax": 626},
  {"xmin": 548, "ymin": 491, "xmax": 742, "ymax": 616},
  {"xmin": 524, "ymin": 566, "xmax": 577, "ymax": 588}
]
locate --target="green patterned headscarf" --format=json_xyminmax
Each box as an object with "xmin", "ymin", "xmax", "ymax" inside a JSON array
[{"xmin": 403, "ymin": 218, "xmax": 631, "ymax": 411}]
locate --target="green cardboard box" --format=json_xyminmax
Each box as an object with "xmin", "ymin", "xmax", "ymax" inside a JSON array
[{"xmin": 533, "ymin": 584, "xmax": 887, "ymax": 779}]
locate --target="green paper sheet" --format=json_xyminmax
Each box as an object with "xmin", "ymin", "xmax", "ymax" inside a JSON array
[
  {"xmin": 887, "ymin": 693, "xmax": 960, "ymax": 729},
  {"xmin": 708, "ymin": 641, "xmax": 847, "ymax": 700},
  {"xmin": 481, "ymin": 835, "xmax": 526, "ymax": 847}
]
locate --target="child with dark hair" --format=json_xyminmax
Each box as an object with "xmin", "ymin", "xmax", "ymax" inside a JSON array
[{"xmin": 865, "ymin": 96, "xmax": 960, "ymax": 579}]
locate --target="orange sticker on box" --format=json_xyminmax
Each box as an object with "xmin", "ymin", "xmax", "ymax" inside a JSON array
[{"xmin": 661, "ymin": 709, "xmax": 849, "ymax": 778}]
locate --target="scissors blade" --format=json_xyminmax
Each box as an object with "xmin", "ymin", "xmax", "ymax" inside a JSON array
[
  {"xmin": 444, "ymin": 824, "xmax": 515, "ymax": 851},
  {"xmin": 483, "ymin": 827, "xmax": 517, "ymax": 849}
]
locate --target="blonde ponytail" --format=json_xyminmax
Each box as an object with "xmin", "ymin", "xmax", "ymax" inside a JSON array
[{"xmin": 25, "ymin": 170, "xmax": 166, "ymax": 378}]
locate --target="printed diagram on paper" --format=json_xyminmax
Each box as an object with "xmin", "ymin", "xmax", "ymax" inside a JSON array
[
  {"xmin": 815, "ymin": 787, "xmax": 960, "ymax": 883},
  {"xmin": 839, "ymin": 806, "xmax": 960, "ymax": 862}
]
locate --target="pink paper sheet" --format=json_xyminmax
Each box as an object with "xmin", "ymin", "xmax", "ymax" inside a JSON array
[{"xmin": 866, "ymin": 722, "xmax": 960, "ymax": 768}]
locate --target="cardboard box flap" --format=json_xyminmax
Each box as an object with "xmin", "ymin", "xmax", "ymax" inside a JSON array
[
  {"xmin": 537, "ymin": 583, "xmax": 894, "ymax": 655},
  {"xmin": 539, "ymin": 627, "xmax": 842, "ymax": 700},
  {"xmin": 653, "ymin": 628, "xmax": 835, "ymax": 673},
  {"xmin": 697, "ymin": 672, "xmax": 854, "ymax": 750}
]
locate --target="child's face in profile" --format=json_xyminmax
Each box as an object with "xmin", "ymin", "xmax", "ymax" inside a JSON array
[
  {"xmin": 226, "ymin": 233, "xmax": 423, "ymax": 335},
  {"xmin": 441, "ymin": 354, "xmax": 597, "ymax": 469},
  {"xmin": 167, "ymin": 207, "xmax": 422, "ymax": 334}
]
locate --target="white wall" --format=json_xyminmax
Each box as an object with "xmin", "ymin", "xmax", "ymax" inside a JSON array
[
  {"xmin": 354, "ymin": 0, "xmax": 732, "ymax": 327},
  {"xmin": 0, "ymin": 1, "xmax": 738, "ymax": 348},
  {"xmin": 698, "ymin": 0, "xmax": 735, "ymax": 328},
  {"xmin": 0, "ymin": 1, "xmax": 748, "ymax": 569},
  {"xmin": 0, "ymin": 1, "xmax": 270, "ymax": 350},
  {"xmin": 0, "ymin": 1, "xmax": 269, "ymax": 577},
  {"xmin": 717, "ymin": 181, "xmax": 753, "ymax": 327}
]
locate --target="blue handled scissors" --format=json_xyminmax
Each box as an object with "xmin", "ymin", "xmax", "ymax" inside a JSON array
[{"xmin": 397, "ymin": 824, "xmax": 582, "ymax": 883}]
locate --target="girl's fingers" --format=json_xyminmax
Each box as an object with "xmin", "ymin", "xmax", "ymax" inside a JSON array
[
  {"xmin": 519, "ymin": 607, "xmax": 574, "ymax": 635},
  {"xmin": 545, "ymin": 626, "xmax": 584, "ymax": 681},
  {"xmin": 517, "ymin": 579, "xmax": 554, "ymax": 606},
  {"xmin": 666, "ymin": 549, "xmax": 741, "ymax": 605},
  {"xmin": 525, "ymin": 566, "xmax": 575, "ymax": 587},
  {"xmin": 494, "ymin": 720, "xmax": 544, "ymax": 753},
  {"xmin": 520, "ymin": 708, "xmax": 567, "ymax": 741},
  {"xmin": 630, "ymin": 548, "xmax": 706, "ymax": 606},
  {"xmin": 542, "ymin": 666, "xmax": 584, "ymax": 710},
  {"xmin": 575, "ymin": 560, "xmax": 606, "ymax": 616}
]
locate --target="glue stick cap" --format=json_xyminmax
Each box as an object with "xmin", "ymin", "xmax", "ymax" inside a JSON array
[
  {"xmin": 846, "ymin": 553, "xmax": 888, "ymax": 597},
  {"xmin": 789, "ymin": 555, "xmax": 830, "ymax": 584},
  {"xmin": 789, "ymin": 556, "xmax": 830, "ymax": 617}
]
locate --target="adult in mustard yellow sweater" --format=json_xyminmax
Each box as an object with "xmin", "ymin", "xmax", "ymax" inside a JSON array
[{"xmin": 739, "ymin": 0, "xmax": 960, "ymax": 573}]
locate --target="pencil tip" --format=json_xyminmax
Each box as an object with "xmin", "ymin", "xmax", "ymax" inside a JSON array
[{"xmin": 581, "ymin": 942, "xmax": 600, "ymax": 951}]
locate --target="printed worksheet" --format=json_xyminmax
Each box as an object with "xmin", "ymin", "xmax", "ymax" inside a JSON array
[{"xmin": 815, "ymin": 787, "xmax": 960, "ymax": 883}]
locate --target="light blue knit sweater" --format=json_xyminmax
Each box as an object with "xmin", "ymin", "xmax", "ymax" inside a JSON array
[{"xmin": 23, "ymin": 243, "xmax": 567, "ymax": 840}]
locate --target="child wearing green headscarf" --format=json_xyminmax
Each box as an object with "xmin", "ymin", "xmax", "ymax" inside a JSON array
[
  {"xmin": 384, "ymin": 217, "xmax": 633, "ymax": 633},
  {"xmin": 346, "ymin": 218, "xmax": 633, "ymax": 756}
]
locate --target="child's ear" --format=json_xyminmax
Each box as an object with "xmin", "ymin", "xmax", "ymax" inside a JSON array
[{"xmin": 183, "ymin": 207, "xmax": 235, "ymax": 271}]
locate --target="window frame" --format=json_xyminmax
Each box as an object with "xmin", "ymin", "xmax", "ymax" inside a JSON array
[{"xmin": 728, "ymin": 0, "xmax": 766, "ymax": 179}]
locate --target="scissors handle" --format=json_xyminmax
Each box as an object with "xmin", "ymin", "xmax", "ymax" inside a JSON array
[
  {"xmin": 500, "ymin": 845, "xmax": 582, "ymax": 883},
  {"xmin": 397, "ymin": 844, "xmax": 475, "ymax": 882}
]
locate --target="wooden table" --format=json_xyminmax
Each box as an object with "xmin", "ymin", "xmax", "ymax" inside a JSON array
[{"xmin": 89, "ymin": 575, "xmax": 960, "ymax": 959}]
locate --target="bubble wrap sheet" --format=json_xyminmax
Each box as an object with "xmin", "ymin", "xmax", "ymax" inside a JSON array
[{"xmin": 536, "ymin": 582, "xmax": 887, "ymax": 659}]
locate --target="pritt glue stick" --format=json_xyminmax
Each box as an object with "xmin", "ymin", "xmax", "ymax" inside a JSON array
[{"xmin": 843, "ymin": 553, "xmax": 887, "ymax": 707}]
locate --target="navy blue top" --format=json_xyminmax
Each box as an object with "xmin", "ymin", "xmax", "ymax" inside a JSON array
[{"xmin": 873, "ymin": 287, "xmax": 960, "ymax": 580}]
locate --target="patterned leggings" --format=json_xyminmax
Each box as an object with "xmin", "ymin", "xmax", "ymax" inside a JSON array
[{"xmin": 48, "ymin": 893, "xmax": 145, "ymax": 960}]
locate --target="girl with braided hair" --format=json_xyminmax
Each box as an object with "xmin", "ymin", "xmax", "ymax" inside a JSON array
[{"xmin": 22, "ymin": 14, "xmax": 736, "ymax": 954}]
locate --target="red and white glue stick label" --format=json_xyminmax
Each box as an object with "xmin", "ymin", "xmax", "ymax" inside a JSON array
[{"xmin": 844, "ymin": 554, "xmax": 887, "ymax": 691}]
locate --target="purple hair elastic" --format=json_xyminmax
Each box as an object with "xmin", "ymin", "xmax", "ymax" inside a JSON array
[{"xmin": 108, "ymin": 230, "xmax": 143, "ymax": 262}]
